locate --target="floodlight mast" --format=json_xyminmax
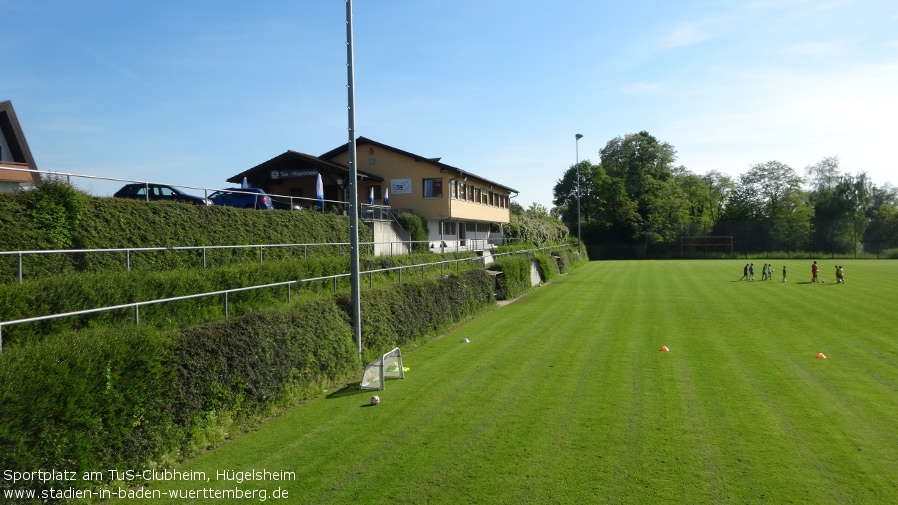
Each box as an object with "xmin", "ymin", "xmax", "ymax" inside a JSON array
[
  {"xmin": 346, "ymin": 0, "xmax": 362, "ymax": 362},
  {"xmin": 575, "ymin": 133, "xmax": 583, "ymax": 256}
]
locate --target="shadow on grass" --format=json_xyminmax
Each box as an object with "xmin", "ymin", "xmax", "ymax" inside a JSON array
[
  {"xmin": 327, "ymin": 382, "xmax": 386, "ymax": 408},
  {"xmin": 326, "ymin": 382, "xmax": 368, "ymax": 399}
]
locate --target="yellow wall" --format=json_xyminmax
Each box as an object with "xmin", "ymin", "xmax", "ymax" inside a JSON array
[{"xmin": 328, "ymin": 145, "xmax": 511, "ymax": 224}]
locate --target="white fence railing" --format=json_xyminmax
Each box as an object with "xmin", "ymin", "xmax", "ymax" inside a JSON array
[
  {"xmin": 0, "ymin": 239, "xmax": 503, "ymax": 283},
  {"xmin": 0, "ymin": 245, "xmax": 568, "ymax": 352}
]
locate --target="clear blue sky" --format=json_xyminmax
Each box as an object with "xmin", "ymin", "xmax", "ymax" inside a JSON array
[{"xmin": 3, "ymin": 0, "xmax": 897, "ymax": 208}]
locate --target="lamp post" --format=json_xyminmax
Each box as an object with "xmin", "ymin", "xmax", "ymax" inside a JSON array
[
  {"xmin": 575, "ymin": 133, "xmax": 583, "ymax": 256},
  {"xmin": 346, "ymin": 0, "xmax": 362, "ymax": 362}
]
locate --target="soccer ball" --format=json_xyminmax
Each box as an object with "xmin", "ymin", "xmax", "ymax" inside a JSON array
[{"xmin": 370, "ymin": 395, "xmax": 380, "ymax": 406}]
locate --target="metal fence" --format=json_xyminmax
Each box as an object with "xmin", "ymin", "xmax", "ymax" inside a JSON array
[
  {"xmin": 0, "ymin": 239, "xmax": 505, "ymax": 283},
  {"xmin": 2, "ymin": 165, "xmax": 334, "ymax": 209},
  {"xmin": 0, "ymin": 245, "xmax": 566, "ymax": 352},
  {"xmin": 583, "ymin": 219, "xmax": 896, "ymax": 260}
]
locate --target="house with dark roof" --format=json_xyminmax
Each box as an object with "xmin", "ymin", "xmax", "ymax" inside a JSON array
[
  {"xmin": 0, "ymin": 100, "xmax": 41, "ymax": 192},
  {"xmin": 229, "ymin": 137, "xmax": 518, "ymax": 250},
  {"xmin": 228, "ymin": 149, "xmax": 384, "ymax": 206}
]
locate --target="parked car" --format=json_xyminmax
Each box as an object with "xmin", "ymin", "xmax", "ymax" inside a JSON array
[
  {"xmin": 114, "ymin": 183, "xmax": 213, "ymax": 206},
  {"xmin": 207, "ymin": 187, "xmax": 274, "ymax": 210}
]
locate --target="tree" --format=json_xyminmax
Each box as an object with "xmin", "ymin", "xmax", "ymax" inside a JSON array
[
  {"xmin": 720, "ymin": 161, "xmax": 807, "ymax": 253},
  {"xmin": 641, "ymin": 173, "xmax": 692, "ymax": 245},
  {"xmin": 863, "ymin": 184, "xmax": 898, "ymax": 254},
  {"xmin": 701, "ymin": 171, "xmax": 735, "ymax": 223},
  {"xmin": 805, "ymin": 157, "xmax": 870, "ymax": 254},
  {"xmin": 552, "ymin": 160, "xmax": 605, "ymax": 230},
  {"xmin": 553, "ymin": 160, "xmax": 641, "ymax": 243},
  {"xmin": 527, "ymin": 202, "xmax": 549, "ymax": 217},
  {"xmin": 863, "ymin": 183, "xmax": 898, "ymax": 254},
  {"xmin": 505, "ymin": 201, "xmax": 569, "ymax": 245},
  {"xmin": 741, "ymin": 161, "xmax": 804, "ymax": 220},
  {"xmin": 600, "ymin": 131, "xmax": 676, "ymax": 203},
  {"xmin": 598, "ymin": 131, "xmax": 678, "ymax": 240}
]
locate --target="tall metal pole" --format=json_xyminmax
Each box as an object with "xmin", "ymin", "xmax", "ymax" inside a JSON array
[
  {"xmin": 575, "ymin": 133, "xmax": 583, "ymax": 256},
  {"xmin": 346, "ymin": 0, "xmax": 362, "ymax": 361}
]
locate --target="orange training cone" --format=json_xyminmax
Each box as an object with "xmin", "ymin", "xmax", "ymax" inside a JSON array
[
  {"xmin": 816, "ymin": 353, "xmax": 826, "ymax": 359},
  {"xmin": 660, "ymin": 345, "xmax": 670, "ymax": 352}
]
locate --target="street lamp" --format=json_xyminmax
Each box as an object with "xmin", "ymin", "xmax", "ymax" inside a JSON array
[
  {"xmin": 575, "ymin": 133, "xmax": 583, "ymax": 256},
  {"xmin": 346, "ymin": 0, "xmax": 362, "ymax": 361}
]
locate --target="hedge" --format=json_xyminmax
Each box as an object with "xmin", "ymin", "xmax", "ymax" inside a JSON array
[
  {"xmin": 491, "ymin": 246, "xmax": 589, "ymax": 299},
  {"xmin": 0, "ymin": 252, "xmax": 478, "ymax": 348},
  {"xmin": 0, "ymin": 187, "xmax": 373, "ymax": 282},
  {"xmin": 336, "ymin": 268, "xmax": 494, "ymax": 362},
  {"xmin": 0, "ymin": 269, "xmax": 496, "ymax": 502},
  {"xmin": 0, "ymin": 326, "xmax": 179, "ymax": 500},
  {"xmin": 533, "ymin": 251, "xmax": 561, "ymax": 282},
  {"xmin": 490, "ymin": 254, "xmax": 533, "ymax": 300}
]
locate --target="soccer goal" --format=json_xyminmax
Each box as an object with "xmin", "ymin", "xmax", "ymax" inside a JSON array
[
  {"xmin": 680, "ymin": 236, "xmax": 734, "ymax": 257},
  {"xmin": 359, "ymin": 348, "xmax": 405, "ymax": 391}
]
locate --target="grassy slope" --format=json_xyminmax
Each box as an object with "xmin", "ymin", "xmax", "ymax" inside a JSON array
[{"xmin": 114, "ymin": 259, "xmax": 898, "ymax": 504}]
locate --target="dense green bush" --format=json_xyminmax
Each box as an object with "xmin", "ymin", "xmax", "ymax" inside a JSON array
[
  {"xmin": 22, "ymin": 177, "xmax": 86, "ymax": 249},
  {"xmin": 0, "ymin": 228, "xmax": 580, "ymax": 502},
  {"xmin": 504, "ymin": 202, "xmax": 569, "ymax": 245},
  {"xmin": 490, "ymin": 254, "xmax": 533, "ymax": 300},
  {"xmin": 173, "ymin": 299, "xmax": 358, "ymax": 431},
  {"xmin": 0, "ymin": 193, "xmax": 372, "ymax": 282},
  {"xmin": 0, "ymin": 326, "xmax": 179, "ymax": 499},
  {"xmin": 338, "ymin": 269, "xmax": 494, "ymax": 362},
  {"xmin": 0, "ymin": 252, "xmax": 481, "ymax": 348},
  {"xmin": 395, "ymin": 212, "xmax": 429, "ymax": 253},
  {"xmin": 0, "ymin": 257, "xmax": 347, "ymax": 347},
  {"xmin": 553, "ymin": 245, "xmax": 588, "ymax": 272},
  {"xmin": 533, "ymin": 252, "xmax": 561, "ymax": 282},
  {"xmin": 0, "ymin": 270, "xmax": 500, "ymax": 501}
]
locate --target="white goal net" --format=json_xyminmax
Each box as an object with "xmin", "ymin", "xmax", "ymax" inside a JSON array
[{"xmin": 360, "ymin": 347, "xmax": 404, "ymax": 390}]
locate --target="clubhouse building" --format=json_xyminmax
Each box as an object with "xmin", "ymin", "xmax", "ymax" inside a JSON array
[{"xmin": 228, "ymin": 137, "xmax": 518, "ymax": 251}]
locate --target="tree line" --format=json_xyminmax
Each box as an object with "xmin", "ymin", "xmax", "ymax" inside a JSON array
[{"xmin": 549, "ymin": 131, "xmax": 898, "ymax": 258}]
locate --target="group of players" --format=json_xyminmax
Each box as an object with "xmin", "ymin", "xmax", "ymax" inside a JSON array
[
  {"xmin": 811, "ymin": 261, "xmax": 846, "ymax": 284},
  {"xmin": 742, "ymin": 261, "xmax": 845, "ymax": 284},
  {"xmin": 740, "ymin": 263, "xmax": 786, "ymax": 282}
]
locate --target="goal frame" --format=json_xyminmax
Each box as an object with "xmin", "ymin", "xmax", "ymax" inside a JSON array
[
  {"xmin": 359, "ymin": 347, "xmax": 404, "ymax": 391},
  {"xmin": 680, "ymin": 236, "xmax": 734, "ymax": 256}
]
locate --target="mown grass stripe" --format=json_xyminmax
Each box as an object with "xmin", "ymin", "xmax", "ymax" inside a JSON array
[{"xmin": 112, "ymin": 259, "xmax": 898, "ymax": 504}]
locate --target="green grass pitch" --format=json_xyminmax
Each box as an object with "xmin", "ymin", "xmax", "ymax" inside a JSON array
[{"xmin": 114, "ymin": 259, "xmax": 898, "ymax": 504}]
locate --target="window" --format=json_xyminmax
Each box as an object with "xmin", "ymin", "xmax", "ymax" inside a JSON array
[
  {"xmin": 369, "ymin": 185, "xmax": 382, "ymax": 200},
  {"xmin": 474, "ymin": 187, "xmax": 481, "ymax": 204},
  {"xmin": 423, "ymin": 178, "xmax": 442, "ymax": 198},
  {"xmin": 450, "ymin": 180, "xmax": 458, "ymax": 199},
  {"xmin": 442, "ymin": 222, "xmax": 457, "ymax": 235}
]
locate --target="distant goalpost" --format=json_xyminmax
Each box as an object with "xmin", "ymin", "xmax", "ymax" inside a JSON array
[{"xmin": 680, "ymin": 236, "xmax": 734, "ymax": 257}]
